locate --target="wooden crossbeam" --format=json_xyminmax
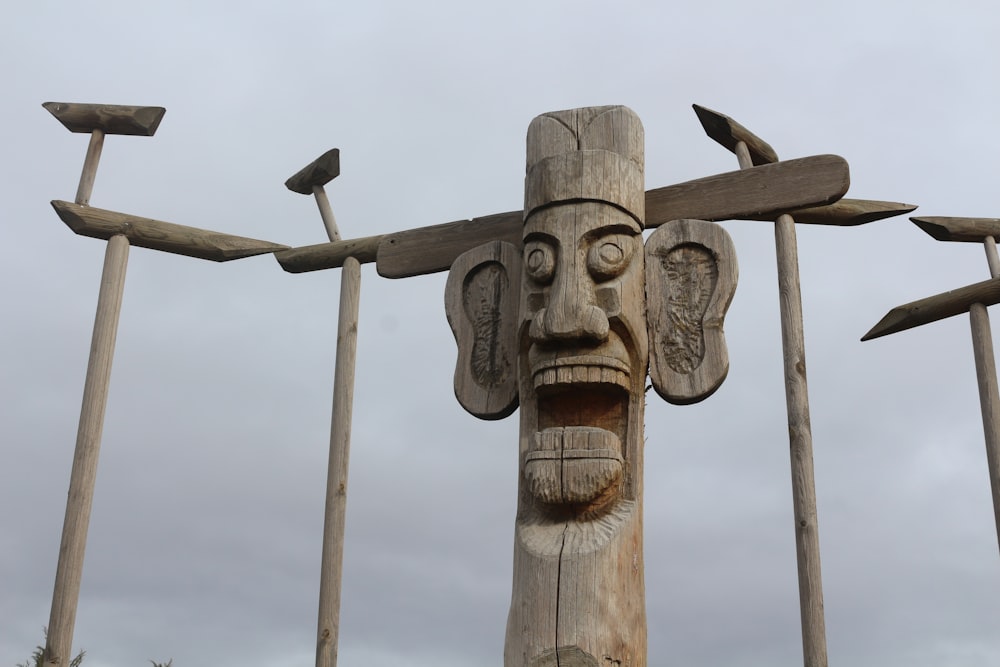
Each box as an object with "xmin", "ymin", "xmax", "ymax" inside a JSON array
[
  {"xmin": 863, "ymin": 278, "xmax": 1000, "ymax": 340},
  {"xmin": 52, "ymin": 200, "xmax": 288, "ymax": 261},
  {"xmin": 276, "ymin": 154, "xmax": 850, "ymax": 277}
]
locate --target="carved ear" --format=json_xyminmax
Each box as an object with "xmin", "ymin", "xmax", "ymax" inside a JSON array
[
  {"xmin": 645, "ymin": 219, "xmax": 738, "ymax": 404},
  {"xmin": 444, "ymin": 240, "xmax": 521, "ymax": 420}
]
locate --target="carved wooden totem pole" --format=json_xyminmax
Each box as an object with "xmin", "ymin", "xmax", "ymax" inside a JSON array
[{"xmin": 446, "ymin": 105, "xmax": 738, "ymax": 666}]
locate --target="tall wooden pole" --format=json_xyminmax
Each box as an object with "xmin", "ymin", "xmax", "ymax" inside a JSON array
[
  {"xmin": 734, "ymin": 141, "xmax": 828, "ymax": 667},
  {"xmin": 316, "ymin": 256, "xmax": 360, "ymax": 667},
  {"xmin": 285, "ymin": 148, "xmax": 360, "ymax": 667},
  {"xmin": 42, "ymin": 101, "xmax": 289, "ymax": 666},
  {"xmin": 971, "ymin": 235, "xmax": 1000, "ymax": 551},
  {"xmin": 45, "ymin": 234, "xmax": 130, "ymax": 667}
]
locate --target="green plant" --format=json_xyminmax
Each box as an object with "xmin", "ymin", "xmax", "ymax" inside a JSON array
[{"xmin": 16, "ymin": 631, "xmax": 85, "ymax": 667}]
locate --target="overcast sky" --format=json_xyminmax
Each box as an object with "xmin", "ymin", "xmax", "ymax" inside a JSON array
[{"xmin": 3, "ymin": 2, "xmax": 1000, "ymax": 666}]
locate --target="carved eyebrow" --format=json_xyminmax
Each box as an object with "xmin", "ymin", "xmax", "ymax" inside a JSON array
[
  {"xmin": 583, "ymin": 225, "xmax": 640, "ymax": 242},
  {"xmin": 522, "ymin": 231, "xmax": 559, "ymax": 246}
]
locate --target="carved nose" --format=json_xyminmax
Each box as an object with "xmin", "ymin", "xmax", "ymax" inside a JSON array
[{"xmin": 531, "ymin": 281, "xmax": 610, "ymax": 343}]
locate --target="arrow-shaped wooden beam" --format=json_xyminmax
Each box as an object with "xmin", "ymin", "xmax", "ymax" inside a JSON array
[
  {"xmin": 862, "ymin": 277, "xmax": 1000, "ymax": 340},
  {"xmin": 866, "ymin": 213, "xmax": 1000, "ymax": 558},
  {"xmin": 912, "ymin": 216, "xmax": 1000, "ymax": 243},
  {"xmin": 276, "ymin": 153, "xmax": 850, "ymax": 277},
  {"xmin": 52, "ymin": 200, "xmax": 288, "ymax": 261}
]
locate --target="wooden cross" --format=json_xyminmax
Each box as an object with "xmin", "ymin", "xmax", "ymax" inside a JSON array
[
  {"xmin": 42, "ymin": 102, "xmax": 286, "ymax": 667},
  {"xmin": 864, "ymin": 215, "xmax": 1000, "ymax": 557},
  {"xmin": 691, "ymin": 104, "xmax": 915, "ymax": 667}
]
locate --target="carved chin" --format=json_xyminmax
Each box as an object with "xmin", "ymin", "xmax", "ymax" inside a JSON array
[{"xmin": 523, "ymin": 352, "xmax": 631, "ymax": 508}]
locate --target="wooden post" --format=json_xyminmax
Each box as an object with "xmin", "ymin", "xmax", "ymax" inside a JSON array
[
  {"xmin": 867, "ymin": 216, "xmax": 1000, "ymax": 555},
  {"xmin": 43, "ymin": 101, "xmax": 288, "ymax": 667},
  {"xmin": 45, "ymin": 234, "xmax": 128, "ymax": 667},
  {"xmin": 504, "ymin": 105, "xmax": 650, "ymax": 667},
  {"xmin": 693, "ymin": 104, "xmax": 915, "ymax": 667},
  {"xmin": 286, "ymin": 150, "xmax": 361, "ymax": 667},
  {"xmin": 737, "ymin": 140, "xmax": 828, "ymax": 667}
]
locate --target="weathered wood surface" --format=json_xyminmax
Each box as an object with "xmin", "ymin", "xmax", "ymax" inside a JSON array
[
  {"xmin": 286, "ymin": 148, "xmax": 341, "ymax": 194},
  {"xmin": 912, "ymin": 216, "xmax": 1000, "ymax": 243},
  {"xmin": 52, "ymin": 200, "xmax": 288, "ymax": 261},
  {"xmin": 862, "ymin": 277, "xmax": 1000, "ymax": 340},
  {"xmin": 373, "ymin": 154, "xmax": 847, "ymax": 279},
  {"xmin": 75, "ymin": 130, "xmax": 105, "ymax": 206},
  {"xmin": 43, "ymin": 101, "xmax": 166, "ymax": 136},
  {"xmin": 45, "ymin": 234, "xmax": 130, "ymax": 667},
  {"xmin": 506, "ymin": 105, "xmax": 647, "ymax": 667},
  {"xmin": 445, "ymin": 240, "xmax": 521, "ymax": 420},
  {"xmin": 316, "ymin": 256, "xmax": 361, "ymax": 667},
  {"xmin": 277, "ymin": 193, "xmax": 897, "ymax": 278},
  {"xmin": 693, "ymin": 103, "xmax": 779, "ymax": 166},
  {"xmin": 377, "ymin": 210, "xmax": 522, "ymax": 278},
  {"xmin": 744, "ymin": 198, "xmax": 917, "ymax": 226},
  {"xmin": 286, "ymin": 149, "xmax": 343, "ymax": 241},
  {"xmin": 645, "ymin": 219, "xmax": 737, "ymax": 404},
  {"xmin": 713, "ymin": 102, "xmax": 830, "ymax": 667},
  {"xmin": 645, "ymin": 154, "xmax": 848, "ymax": 225},
  {"xmin": 275, "ymin": 235, "xmax": 382, "ymax": 272},
  {"xmin": 970, "ymin": 303, "xmax": 1000, "ymax": 555}
]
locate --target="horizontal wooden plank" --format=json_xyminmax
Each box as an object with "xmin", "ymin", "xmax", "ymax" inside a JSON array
[
  {"xmin": 743, "ymin": 199, "xmax": 917, "ymax": 226},
  {"xmin": 285, "ymin": 148, "xmax": 340, "ymax": 194},
  {"xmin": 912, "ymin": 216, "xmax": 1000, "ymax": 243},
  {"xmin": 372, "ymin": 155, "xmax": 848, "ymax": 278},
  {"xmin": 862, "ymin": 277, "xmax": 1000, "ymax": 341},
  {"xmin": 51, "ymin": 201, "xmax": 288, "ymax": 261},
  {"xmin": 376, "ymin": 210, "xmax": 523, "ymax": 278},
  {"xmin": 645, "ymin": 154, "xmax": 848, "ymax": 226},
  {"xmin": 693, "ymin": 103, "xmax": 779, "ymax": 166},
  {"xmin": 274, "ymin": 235, "xmax": 382, "ymax": 272},
  {"xmin": 43, "ymin": 102, "xmax": 166, "ymax": 136}
]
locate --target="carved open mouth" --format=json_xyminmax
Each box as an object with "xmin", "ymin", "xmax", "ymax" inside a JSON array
[{"xmin": 524, "ymin": 355, "xmax": 631, "ymax": 508}]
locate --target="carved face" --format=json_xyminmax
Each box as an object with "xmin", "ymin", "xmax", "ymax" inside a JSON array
[{"xmin": 518, "ymin": 202, "xmax": 648, "ymax": 514}]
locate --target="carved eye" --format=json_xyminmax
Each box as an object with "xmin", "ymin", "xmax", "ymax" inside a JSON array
[
  {"xmin": 588, "ymin": 233, "xmax": 634, "ymax": 281},
  {"xmin": 524, "ymin": 241, "xmax": 556, "ymax": 284}
]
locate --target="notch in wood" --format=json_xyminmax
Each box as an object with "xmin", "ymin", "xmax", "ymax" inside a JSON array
[
  {"xmin": 693, "ymin": 103, "xmax": 779, "ymax": 166},
  {"xmin": 285, "ymin": 148, "xmax": 340, "ymax": 194},
  {"xmin": 43, "ymin": 102, "xmax": 166, "ymax": 136},
  {"xmin": 912, "ymin": 216, "xmax": 1000, "ymax": 243}
]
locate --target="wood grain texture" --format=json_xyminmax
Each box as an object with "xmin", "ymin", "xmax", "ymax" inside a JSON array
[
  {"xmin": 969, "ymin": 303, "xmax": 1000, "ymax": 556},
  {"xmin": 912, "ymin": 216, "xmax": 1000, "ymax": 243},
  {"xmin": 863, "ymin": 277, "xmax": 1000, "ymax": 340},
  {"xmin": 52, "ymin": 200, "xmax": 288, "ymax": 261},
  {"xmin": 75, "ymin": 130, "xmax": 105, "ymax": 206},
  {"xmin": 45, "ymin": 235, "xmax": 130, "ymax": 667},
  {"xmin": 274, "ymin": 235, "xmax": 382, "ymax": 272},
  {"xmin": 645, "ymin": 219, "xmax": 737, "ymax": 404},
  {"xmin": 693, "ymin": 103, "xmax": 779, "ymax": 166},
  {"xmin": 507, "ymin": 105, "xmax": 647, "ymax": 667},
  {"xmin": 743, "ymin": 198, "xmax": 917, "ymax": 226},
  {"xmin": 285, "ymin": 148, "xmax": 341, "ymax": 194},
  {"xmin": 733, "ymin": 137, "xmax": 829, "ymax": 667},
  {"xmin": 376, "ymin": 210, "xmax": 523, "ymax": 278},
  {"xmin": 43, "ymin": 101, "xmax": 165, "ymax": 136},
  {"xmin": 374, "ymin": 155, "xmax": 848, "ymax": 279},
  {"xmin": 645, "ymin": 154, "xmax": 848, "ymax": 226},
  {"xmin": 315, "ymin": 257, "xmax": 361, "ymax": 667},
  {"xmin": 444, "ymin": 241, "xmax": 521, "ymax": 420}
]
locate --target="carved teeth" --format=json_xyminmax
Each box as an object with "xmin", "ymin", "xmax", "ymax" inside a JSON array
[{"xmin": 533, "ymin": 364, "xmax": 629, "ymax": 390}]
